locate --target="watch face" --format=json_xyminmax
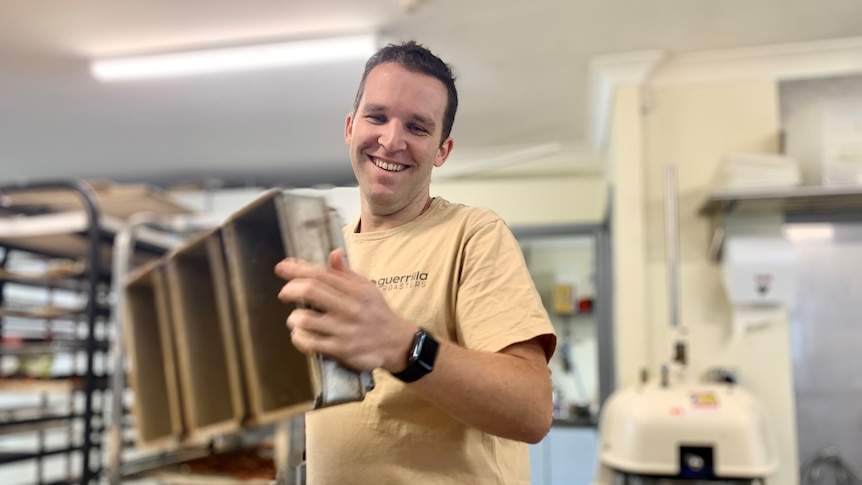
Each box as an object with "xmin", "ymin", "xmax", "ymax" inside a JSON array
[{"xmin": 410, "ymin": 331, "xmax": 427, "ymax": 362}]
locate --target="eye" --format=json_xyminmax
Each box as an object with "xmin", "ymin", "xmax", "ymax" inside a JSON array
[
  {"xmin": 366, "ymin": 114, "xmax": 386, "ymax": 124},
  {"xmin": 408, "ymin": 124, "xmax": 429, "ymax": 135}
]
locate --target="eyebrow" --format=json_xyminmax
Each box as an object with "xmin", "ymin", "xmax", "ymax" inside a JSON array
[{"xmin": 361, "ymin": 103, "xmax": 438, "ymax": 131}]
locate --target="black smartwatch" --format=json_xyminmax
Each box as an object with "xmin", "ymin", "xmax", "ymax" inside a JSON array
[{"xmin": 392, "ymin": 328, "xmax": 439, "ymax": 383}]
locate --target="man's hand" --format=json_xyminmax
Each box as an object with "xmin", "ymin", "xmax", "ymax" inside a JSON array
[{"xmin": 274, "ymin": 248, "xmax": 417, "ymax": 373}]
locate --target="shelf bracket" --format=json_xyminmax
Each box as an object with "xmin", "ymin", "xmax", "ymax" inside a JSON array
[{"xmin": 707, "ymin": 212, "xmax": 726, "ymax": 263}]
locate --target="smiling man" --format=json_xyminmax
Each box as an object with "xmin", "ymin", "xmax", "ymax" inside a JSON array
[{"xmin": 275, "ymin": 41, "xmax": 556, "ymax": 484}]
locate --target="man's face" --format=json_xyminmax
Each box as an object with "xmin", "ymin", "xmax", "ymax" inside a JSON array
[{"xmin": 345, "ymin": 62, "xmax": 452, "ymax": 215}]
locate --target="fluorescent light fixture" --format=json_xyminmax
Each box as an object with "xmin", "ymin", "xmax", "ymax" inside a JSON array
[
  {"xmin": 91, "ymin": 34, "xmax": 377, "ymax": 82},
  {"xmin": 782, "ymin": 223, "xmax": 835, "ymax": 241}
]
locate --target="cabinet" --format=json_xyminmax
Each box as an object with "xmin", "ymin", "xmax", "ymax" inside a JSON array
[
  {"xmin": 0, "ymin": 180, "xmax": 191, "ymax": 484},
  {"xmin": 529, "ymin": 427, "xmax": 598, "ymax": 485}
]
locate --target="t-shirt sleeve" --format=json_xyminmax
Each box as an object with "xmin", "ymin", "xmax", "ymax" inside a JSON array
[{"xmin": 455, "ymin": 217, "xmax": 557, "ymax": 360}]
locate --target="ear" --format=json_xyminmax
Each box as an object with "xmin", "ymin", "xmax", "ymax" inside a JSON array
[
  {"xmin": 344, "ymin": 112, "xmax": 355, "ymax": 145},
  {"xmin": 434, "ymin": 137, "xmax": 454, "ymax": 168}
]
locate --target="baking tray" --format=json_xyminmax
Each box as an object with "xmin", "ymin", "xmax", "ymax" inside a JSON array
[
  {"xmin": 123, "ymin": 259, "xmax": 183, "ymax": 449},
  {"xmin": 162, "ymin": 229, "xmax": 245, "ymax": 442},
  {"xmin": 220, "ymin": 189, "xmax": 371, "ymax": 425}
]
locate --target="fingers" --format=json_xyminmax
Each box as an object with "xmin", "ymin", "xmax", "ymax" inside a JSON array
[
  {"xmin": 289, "ymin": 320, "xmax": 327, "ymax": 356},
  {"xmin": 275, "ymin": 249, "xmax": 378, "ymax": 370},
  {"xmin": 274, "ymin": 251, "xmax": 361, "ymax": 291},
  {"xmin": 273, "ymin": 257, "xmax": 314, "ymax": 280},
  {"xmin": 286, "ymin": 308, "xmax": 352, "ymax": 360},
  {"xmin": 278, "ymin": 277, "xmax": 352, "ymax": 319},
  {"xmin": 329, "ymin": 248, "xmax": 347, "ymax": 271},
  {"xmin": 274, "ymin": 250, "xmax": 368, "ymax": 314},
  {"xmin": 286, "ymin": 308, "xmax": 328, "ymax": 346}
]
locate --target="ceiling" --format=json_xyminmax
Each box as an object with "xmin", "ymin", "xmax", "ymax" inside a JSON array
[{"xmin": 2, "ymin": 0, "xmax": 861, "ymax": 188}]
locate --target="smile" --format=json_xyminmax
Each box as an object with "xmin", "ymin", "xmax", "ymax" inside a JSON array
[{"xmin": 374, "ymin": 157, "xmax": 407, "ymax": 172}]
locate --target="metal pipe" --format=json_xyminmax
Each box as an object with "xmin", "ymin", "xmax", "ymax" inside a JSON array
[
  {"xmin": 664, "ymin": 166, "xmax": 680, "ymax": 331},
  {"xmin": 106, "ymin": 215, "xmax": 141, "ymax": 485}
]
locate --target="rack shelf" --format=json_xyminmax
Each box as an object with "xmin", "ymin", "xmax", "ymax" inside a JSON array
[
  {"xmin": 0, "ymin": 262, "xmax": 85, "ymax": 282},
  {"xmin": 42, "ymin": 479, "xmax": 82, "ymax": 485},
  {"xmin": 0, "ymin": 339, "xmax": 109, "ymax": 356},
  {"xmin": 0, "ymin": 302, "xmax": 111, "ymax": 320},
  {"xmin": 0, "ymin": 413, "xmax": 80, "ymax": 436},
  {"xmin": 0, "ymin": 447, "xmax": 83, "ymax": 466},
  {"xmin": 0, "ymin": 303, "xmax": 85, "ymax": 319},
  {"xmin": 0, "ymin": 210, "xmax": 180, "ymax": 269},
  {"xmin": 0, "ymin": 375, "xmax": 108, "ymax": 393}
]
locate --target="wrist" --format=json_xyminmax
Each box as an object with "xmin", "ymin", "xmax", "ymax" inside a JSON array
[
  {"xmin": 385, "ymin": 323, "xmax": 420, "ymax": 374},
  {"xmin": 391, "ymin": 327, "xmax": 439, "ymax": 383}
]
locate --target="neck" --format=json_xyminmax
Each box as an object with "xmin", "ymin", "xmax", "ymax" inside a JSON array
[{"xmin": 358, "ymin": 196, "xmax": 433, "ymax": 233}]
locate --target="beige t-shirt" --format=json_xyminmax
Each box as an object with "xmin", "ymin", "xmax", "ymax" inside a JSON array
[{"xmin": 305, "ymin": 197, "xmax": 555, "ymax": 484}]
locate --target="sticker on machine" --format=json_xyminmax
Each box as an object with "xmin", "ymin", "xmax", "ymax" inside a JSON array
[{"xmin": 689, "ymin": 391, "xmax": 720, "ymax": 411}]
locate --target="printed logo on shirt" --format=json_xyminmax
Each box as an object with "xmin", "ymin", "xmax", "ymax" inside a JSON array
[{"xmin": 370, "ymin": 271, "xmax": 428, "ymax": 292}]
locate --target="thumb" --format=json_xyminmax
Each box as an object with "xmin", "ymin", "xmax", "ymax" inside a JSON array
[{"xmin": 329, "ymin": 248, "xmax": 348, "ymax": 271}]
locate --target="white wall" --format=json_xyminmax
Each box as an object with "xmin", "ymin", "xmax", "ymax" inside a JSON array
[
  {"xmin": 169, "ymin": 174, "xmax": 608, "ymax": 229},
  {"xmin": 432, "ymin": 175, "xmax": 608, "ymax": 227},
  {"xmin": 171, "ymin": 185, "xmax": 362, "ymax": 224},
  {"xmin": 608, "ymin": 85, "xmax": 650, "ymax": 389},
  {"xmin": 779, "ymin": 73, "xmax": 862, "ymax": 186}
]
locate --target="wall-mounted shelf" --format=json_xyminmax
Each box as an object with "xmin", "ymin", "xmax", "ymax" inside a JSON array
[
  {"xmin": 699, "ymin": 185, "xmax": 862, "ymax": 261},
  {"xmin": 699, "ymin": 185, "xmax": 862, "ymax": 217}
]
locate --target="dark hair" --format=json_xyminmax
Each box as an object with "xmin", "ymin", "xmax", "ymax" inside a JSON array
[{"xmin": 352, "ymin": 41, "xmax": 458, "ymax": 144}]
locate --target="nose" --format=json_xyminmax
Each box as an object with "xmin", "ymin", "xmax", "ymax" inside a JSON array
[{"xmin": 378, "ymin": 122, "xmax": 407, "ymax": 152}]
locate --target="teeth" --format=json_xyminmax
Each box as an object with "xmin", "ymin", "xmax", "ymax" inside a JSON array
[{"xmin": 374, "ymin": 158, "xmax": 406, "ymax": 172}]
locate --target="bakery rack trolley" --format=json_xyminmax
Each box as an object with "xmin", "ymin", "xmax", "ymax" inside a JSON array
[{"xmin": 0, "ymin": 179, "xmax": 108, "ymax": 484}]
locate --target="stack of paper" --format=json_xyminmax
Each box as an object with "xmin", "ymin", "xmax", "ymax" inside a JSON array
[
  {"xmin": 820, "ymin": 101, "xmax": 862, "ymax": 186},
  {"xmin": 822, "ymin": 142, "xmax": 862, "ymax": 186},
  {"xmin": 712, "ymin": 153, "xmax": 801, "ymax": 192}
]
